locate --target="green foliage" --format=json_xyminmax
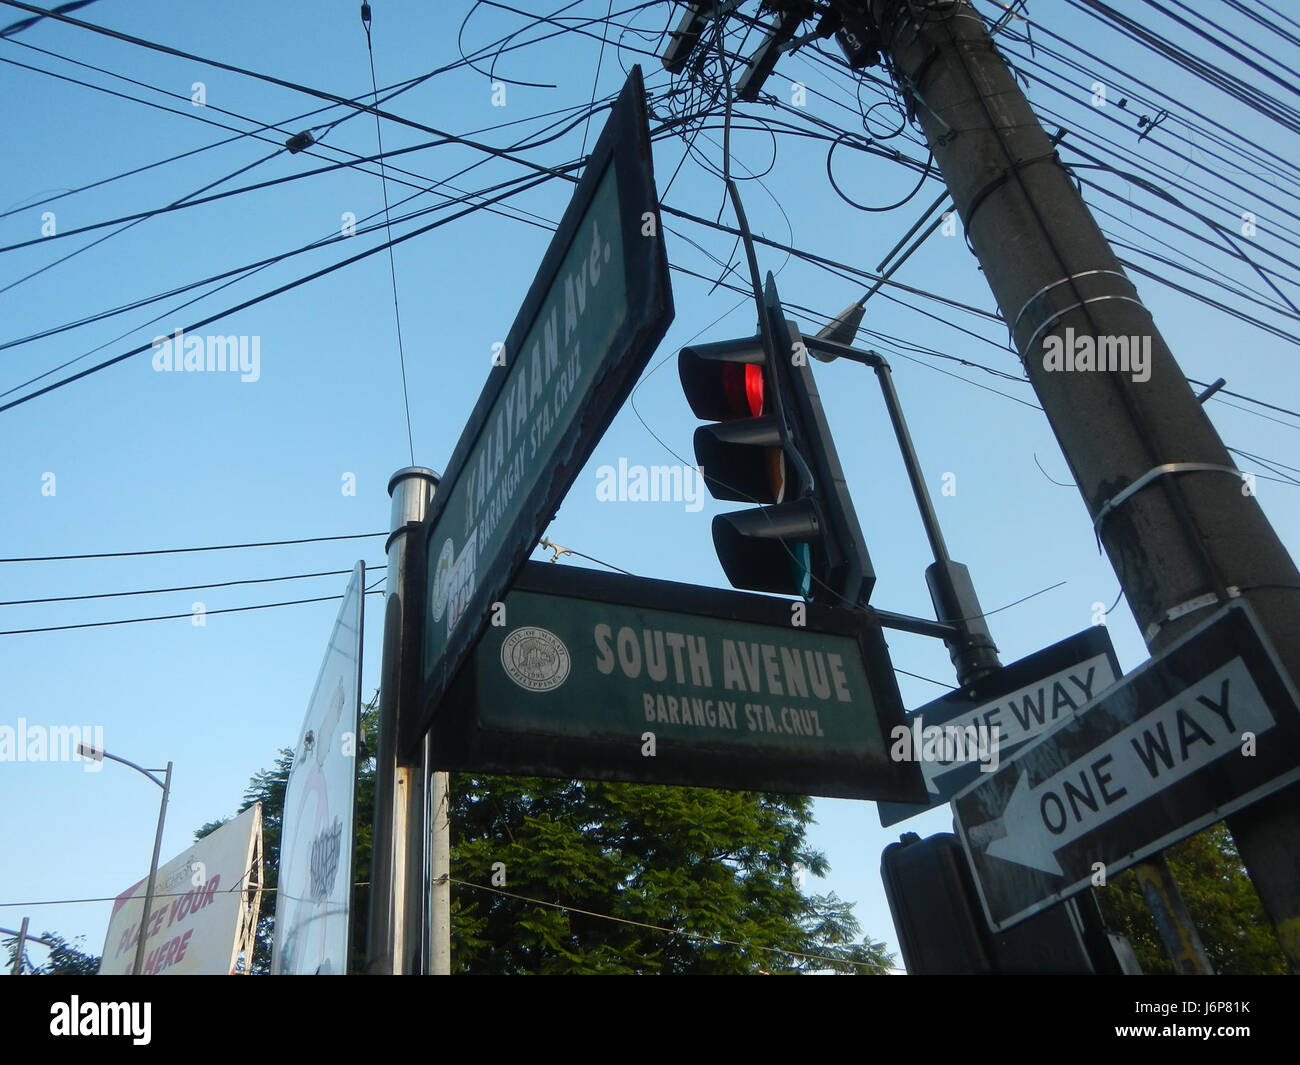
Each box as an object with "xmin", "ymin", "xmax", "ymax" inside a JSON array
[
  {"xmin": 1095, "ymin": 823, "xmax": 1287, "ymax": 974},
  {"xmin": 3, "ymin": 931, "xmax": 101, "ymax": 975},
  {"xmin": 449, "ymin": 776, "xmax": 892, "ymax": 974}
]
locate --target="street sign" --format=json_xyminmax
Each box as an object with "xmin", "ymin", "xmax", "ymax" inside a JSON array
[
  {"xmin": 878, "ymin": 627, "xmax": 1121, "ymax": 826},
  {"xmin": 954, "ymin": 602, "xmax": 1300, "ymax": 932},
  {"xmin": 413, "ymin": 66, "xmax": 674, "ymax": 755},
  {"xmin": 429, "ymin": 562, "xmax": 926, "ymax": 801}
]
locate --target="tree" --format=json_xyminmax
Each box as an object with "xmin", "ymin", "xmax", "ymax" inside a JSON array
[
  {"xmin": 448, "ymin": 776, "xmax": 892, "ymax": 974},
  {"xmin": 1095, "ymin": 823, "xmax": 1287, "ymax": 974},
  {"xmin": 217, "ymin": 700, "xmax": 893, "ymax": 973},
  {"xmin": 3, "ymin": 931, "xmax": 101, "ymax": 975}
]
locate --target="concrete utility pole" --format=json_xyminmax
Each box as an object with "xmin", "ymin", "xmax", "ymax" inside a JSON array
[
  {"xmin": 367, "ymin": 466, "xmax": 438, "ymax": 975},
  {"xmin": 867, "ymin": 0, "xmax": 1300, "ymax": 970}
]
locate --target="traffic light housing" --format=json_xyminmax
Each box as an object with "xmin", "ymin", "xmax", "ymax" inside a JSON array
[
  {"xmin": 679, "ymin": 274, "xmax": 875, "ymax": 605},
  {"xmin": 881, "ymin": 832, "xmax": 1137, "ymax": 974}
]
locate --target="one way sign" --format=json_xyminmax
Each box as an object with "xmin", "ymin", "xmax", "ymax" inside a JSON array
[
  {"xmin": 878, "ymin": 628, "xmax": 1120, "ymax": 826},
  {"xmin": 954, "ymin": 602, "xmax": 1300, "ymax": 932}
]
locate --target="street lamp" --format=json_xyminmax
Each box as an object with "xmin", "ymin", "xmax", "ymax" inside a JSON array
[{"xmin": 78, "ymin": 742, "xmax": 173, "ymax": 976}]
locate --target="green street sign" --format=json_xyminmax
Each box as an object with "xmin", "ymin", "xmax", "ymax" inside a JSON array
[
  {"xmin": 411, "ymin": 66, "xmax": 674, "ymax": 756},
  {"xmin": 430, "ymin": 563, "xmax": 926, "ymax": 801}
]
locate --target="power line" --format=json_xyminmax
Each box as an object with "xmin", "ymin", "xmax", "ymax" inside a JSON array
[
  {"xmin": 1, "ymin": 94, "xmax": 700, "ymax": 405},
  {"xmin": 0, "ymin": 0, "xmax": 587, "ymax": 187},
  {"xmin": 0, "ymin": 59, "xmax": 436, "ymax": 221},
  {"xmin": 0, "ymin": 530, "xmax": 386, "ymax": 564},
  {"xmin": 0, "ymin": 99, "xmax": 611, "ymax": 398},
  {"xmin": 0, "ymin": 130, "xmax": 282, "ymax": 297},
  {"xmin": 999, "ymin": 4, "xmax": 1300, "ymax": 187},
  {"xmin": 0, "ymin": 45, "xmax": 609, "ymax": 253},
  {"xmin": 0, "ymin": 166, "xmax": 572, "ymax": 413},
  {"xmin": 0, "ymin": 0, "xmax": 638, "ymax": 238},
  {"xmin": 994, "ymin": 6, "xmax": 1300, "ymax": 206},
  {"xmin": 1142, "ymin": 0, "xmax": 1300, "ymax": 109},
  {"xmin": 0, "ymin": 869, "xmax": 887, "ymax": 973},
  {"xmin": 1068, "ymin": 0, "xmax": 1300, "ymax": 139},
  {"xmin": 666, "ymin": 164, "xmax": 1297, "ymax": 451},
  {"xmin": 0, "ymin": 587, "xmax": 385, "ymax": 637},
  {"xmin": 1189, "ymin": 379, "xmax": 1300, "ymax": 423},
  {"xmin": 4, "ymin": 116, "xmax": 979, "ymax": 416},
  {"xmin": 1221, "ymin": 0, "xmax": 1300, "ymax": 55},
  {"xmin": 447, "ymin": 875, "xmax": 884, "ymax": 973},
  {"xmin": 894, "ymin": 667, "xmax": 956, "ymax": 690},
  {"xmin": 678, "ymin": 261, "xmax": 1300, "ymax": 496},
  {"xmin": 0, "ymin": 0, "xmax": 99, "ymax": 38},
  {"xmin": 0, "ymin": 565, "xmax": 385, "ymax": 606},
  {"xmin": 0, "ymin": 136, "xmax": 451, "ymax": 255},
  {"xmin": 987, "ymin": 62, "xmax": 1300, "ymax": 281},
  {"xmin": 660, "ymin": 202, "xmax": 1004, "ymax": 324},
  {"xmin": 362, "ymin": 2, "xmax": 416, "ymax": 467}
]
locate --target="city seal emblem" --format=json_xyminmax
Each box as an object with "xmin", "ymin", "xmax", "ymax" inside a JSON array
[
  {"xmin": 430, "ymin": 536, "xmax": 455, "ymax": 623},
  {"xmin": 500, "ymin": 627, "xmax": 571, "ymax": 692}
]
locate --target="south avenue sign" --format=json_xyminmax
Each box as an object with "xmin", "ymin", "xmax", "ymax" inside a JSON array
[
  {"xmin": 412, "ymin": 67, "xmax": 673, "ymax": 754},
  {"xmin": 430, "ymin": 562, "xmax": 926, "ymax": 802}
]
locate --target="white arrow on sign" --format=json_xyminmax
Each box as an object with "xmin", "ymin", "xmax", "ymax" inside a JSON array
[{"xmin": 976, "ymin": 657, "xmax": 1274, "ymax": 875}]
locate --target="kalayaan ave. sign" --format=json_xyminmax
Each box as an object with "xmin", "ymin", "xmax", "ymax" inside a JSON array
[
  {"xmin": 412, "ymin": 67, "xmax": 673, "ymax": 754},
  {"xmin": 431, "ymin": 563, "xmax": 927, "ymax": 801}
]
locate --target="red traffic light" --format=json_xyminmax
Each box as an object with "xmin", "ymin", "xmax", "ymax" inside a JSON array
[
  {"xmin": 678, "ymin": 336, "xmax": 770, "ymax": 421},
  {"xmin": 723, "ymin": 362, "xmax": 764, "ymax": 419}
]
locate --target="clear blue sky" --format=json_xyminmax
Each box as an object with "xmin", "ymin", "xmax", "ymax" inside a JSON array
[{"xmin": 2, "ymin": 0, "xmax": 1297, "ymax": 970}]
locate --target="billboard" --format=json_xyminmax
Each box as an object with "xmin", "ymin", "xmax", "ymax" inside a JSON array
[
  {"xmin": 98, "ymin": 802, "xmax": 263, "ymax": 975},
  {"xmin": 272, "ymin": 563, "xmax": 364, "ymax": 975}
]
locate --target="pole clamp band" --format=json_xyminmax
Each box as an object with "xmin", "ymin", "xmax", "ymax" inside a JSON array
[
  {"xmin": 1093, "ymin": 462, "xmax": 1247, "ymax": 533},
  {"xmin": 1143, "ymin": 587, "xmax": 1240, "ymax": 643},
  {"xmin": 1011, "ymin": 269, "xmax": 1150, "ymax": 359}
]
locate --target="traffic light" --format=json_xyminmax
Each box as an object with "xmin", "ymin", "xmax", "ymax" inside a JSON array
[
  {"xmin": 881, "ymin": 832, "xmax": 1138, "ymax": 974},
  {"xmin": 679, "ymin": 274, "xmax": 875, "ymax": 605},
  {"xmin": 678, "ymin": 333, "xmax": 815, "ymax": 596}
]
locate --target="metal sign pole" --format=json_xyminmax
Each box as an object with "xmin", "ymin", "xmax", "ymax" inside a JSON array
[
  {"xmin": 367, "ymin": 467, "xmax": 438, "ymax": 975},
  {"xmin": 132, "ymin": 761, "xmax": 172, "ymax": 977},
  {"xmin": 802, "ymin": 333, "xmax": 1000, "ymax": 686}
]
